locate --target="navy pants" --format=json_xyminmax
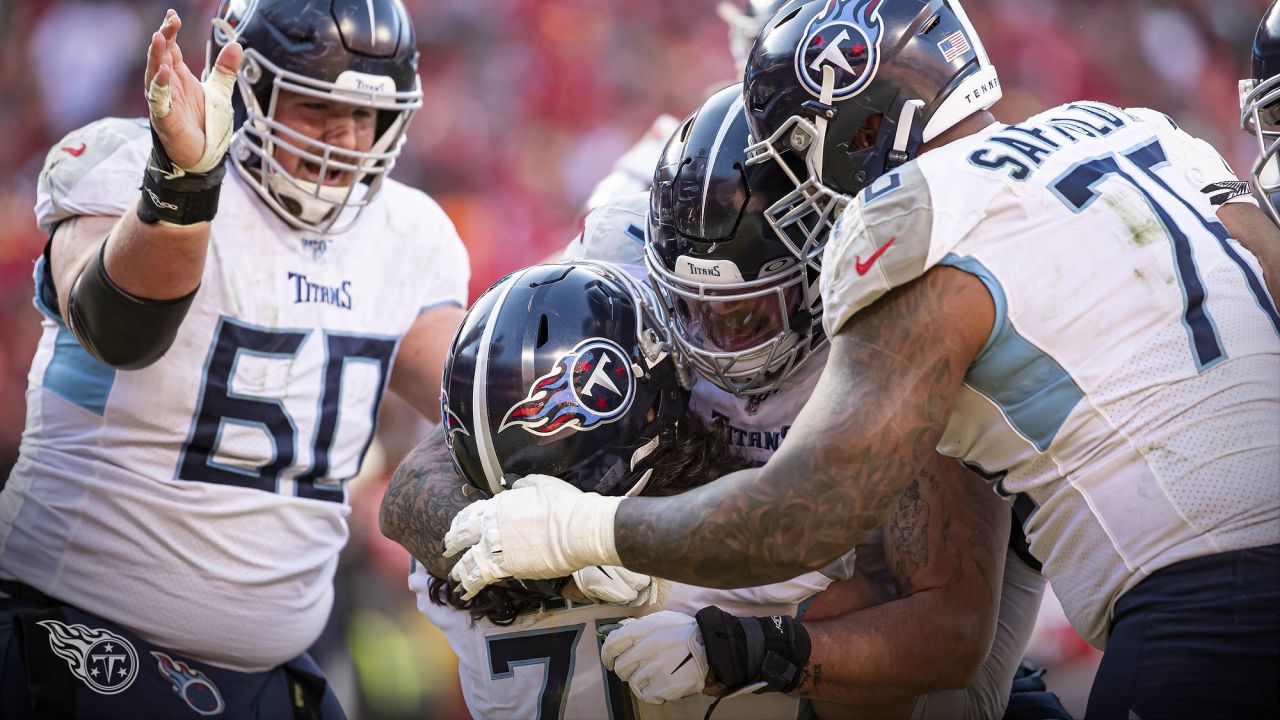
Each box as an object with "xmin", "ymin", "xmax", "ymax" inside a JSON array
[
  {"xmin": 0, "ymin": 585, "xmax": 345, "ymax": 719},
  {"xmin": 1086, "ymin": 544, "xmax": 1280, "ymax": 719}
]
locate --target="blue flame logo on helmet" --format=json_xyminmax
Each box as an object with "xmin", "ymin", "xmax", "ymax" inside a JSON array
[
  {"xmin": 795, "ymin": 0, "xmax": 885, "ymax": 100},
  {"xmin": 499, "ymin": 338, "xmax": 636, "ymax": 437}
]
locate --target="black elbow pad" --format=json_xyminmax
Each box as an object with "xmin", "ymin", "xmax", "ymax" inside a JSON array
[{"xmin": 66, "ymin": 244, "xmax": 198, "ymax": 370}]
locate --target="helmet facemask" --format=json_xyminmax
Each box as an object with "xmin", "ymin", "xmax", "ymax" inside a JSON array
[
  {"xmin": 228, "ymin": 48, "xmax": 422, "ymax": 235},
  {"xmin": 1241, "ymin": 74, "xmax": 1280, "ymax": 225},
  {"xmin": 645, "ymin": 236, "xmax": 823, "ymax": 397},
  {"xmin": 744, "ymin": 112, "xmax": 850, "ymax": 270}
]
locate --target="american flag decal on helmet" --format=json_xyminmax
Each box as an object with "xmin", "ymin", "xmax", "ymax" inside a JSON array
[{"xmin": 499, "ymin": 338, "xmax": 635, "ymax": 437}]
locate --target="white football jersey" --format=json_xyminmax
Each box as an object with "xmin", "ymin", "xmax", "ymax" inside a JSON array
[
  {"xmin": 412, "ymin": 566, "xmax": 649, "ymax": 720},
  {"xmin": 539, "ymin": 186, "xmax": 1035, "ymax": 719},
  {"xmin": 822, "ymin": 101, "xmax": 1280, "ymax": 649},
  {"xmin": 0, "ymin": 117, "xmax": 469, "ymax": 671},
  {"xmin": 419, "ymin": 202, "xmax": 836, "ymax": 720},
  {"xmin": 562, "ymin": 192, "xmax": 650, "ymax": 264}
]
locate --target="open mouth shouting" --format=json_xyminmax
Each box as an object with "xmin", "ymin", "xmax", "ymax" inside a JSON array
[{"xmin": 295, "ymin": 157, "xmax": 353, "ymax": 186}]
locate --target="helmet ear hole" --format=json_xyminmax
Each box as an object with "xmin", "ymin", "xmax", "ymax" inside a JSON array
[{"xmin": 536, "ymin": 315, "xmax": 550, "ymax": 348}]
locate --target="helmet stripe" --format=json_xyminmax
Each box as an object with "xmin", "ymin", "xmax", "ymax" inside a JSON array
[
  {"xmin": 702, "ymin": 94, "xmax": 747, "ymax": 238},
  {"xmin": 472, "ymin": 269, "xmax": 527, "ymax": 494}
]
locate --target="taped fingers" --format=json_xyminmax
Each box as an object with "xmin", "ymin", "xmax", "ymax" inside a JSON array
[
  {"xmin": 146, "ymin": 70, "xmax": 172, "ymax": 119},
  {"xmin": 187, "ymin": 62, "xmax": 237, "ymax": 173}
]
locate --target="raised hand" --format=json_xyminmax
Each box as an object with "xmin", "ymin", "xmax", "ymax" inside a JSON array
[{"xmin": 144, "ymin": 9, "xmax": 242, "ymax": 172}]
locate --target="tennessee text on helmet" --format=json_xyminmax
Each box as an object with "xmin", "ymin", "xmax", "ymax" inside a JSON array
[
  {"xmin": 647, "ymin": 84, "xmax": 828, "ymax": 397},
  {"xmin": 207, "ymin": 0, "xmax": 423, "ymax": 234},
  {"xmin": 441, "ymin": 262, "xmax": 688, "ymax": 499},
  {"xmin": 742, "ymin": 0, "xmax": 1001, "ymax": 213},
  {"xmin": 1241, "ymin": 0, "xmax": 1280, "ymax": 224}
]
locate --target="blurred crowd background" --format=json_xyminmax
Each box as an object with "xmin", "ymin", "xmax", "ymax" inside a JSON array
[{"xmin": 0, "ymin": 0, "xmax": 1271, "ymax": 717}]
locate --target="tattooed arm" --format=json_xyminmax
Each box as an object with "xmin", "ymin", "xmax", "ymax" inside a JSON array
[
  {"xmin": 380, "ymin": 425, "xmax": 475, "ymax": 579},
  {"xmin": 795, "ymin": 455, "xmax": 1009, "ymax": 713},
  {"xmin": 611, "ymin": 266, "xmax": 996, "ymax": 586}
]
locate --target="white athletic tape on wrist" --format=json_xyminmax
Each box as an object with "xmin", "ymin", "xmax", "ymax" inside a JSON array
[
  {"xmin": 145, "ymin": 64, "xmax": 236, "ymax": 174},
  {"xmin": 188, "ymin": 65, "xmax": 236, "ymax": 173}
]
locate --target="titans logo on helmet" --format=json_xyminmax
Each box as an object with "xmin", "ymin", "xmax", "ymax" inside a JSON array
[
  {"xmin": 500, "ymin": 338, "xmax": 636, "ymax": 437},
  {"xmin": 795, "ymin": 0, "xmax": 885, "ymax": 100}
]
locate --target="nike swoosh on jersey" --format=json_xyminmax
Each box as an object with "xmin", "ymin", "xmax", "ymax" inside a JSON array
[
  {"xmin": 62, "ymin": 143, "xmax": 87, "ymax": 157},
  {"xmin": 671, "ymin": 652, "xmax": 695, "ymax": 675},
  {"xmin": 855, "ymin": 236, "xmax": 896, "ymax": 275}
]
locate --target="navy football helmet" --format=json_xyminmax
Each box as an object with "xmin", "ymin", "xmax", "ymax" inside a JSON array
[
  {"xmin": 442, "ymin": 262, "xmax": 689, "ymax": 498},
  {"xmin": 743, "ymin": 0, "xmax": 1000, "ymax": 229},
  {"xmin": 206, "ymin": 0, "xmax": 423, "ymax": 234},
  {"xmin": 719, "ymin": 0, "xmax": 797, "ymax": 70},
  {"xmin": 647, "ymin": 84, "xmax": 829, "ymax": 396},
  {"xmin": 1241, "ymin": 0, "xmax": 1280, "ymax": 224}
]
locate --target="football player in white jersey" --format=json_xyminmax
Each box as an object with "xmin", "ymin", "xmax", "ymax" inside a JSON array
[
  {"xmin": 600, "ymin": 83, "xmax": 1054, "ymax": 720},
  {"xmin": 388, "ymin": 84, "xmax": 1053, "ymax": 720},
  {"xmin": 0, "ymin": 1, "xmax": 467, "ymax": 717},
  {"xmin": 406, "ymin": 260, "xmax": 785, "ymax": 720},
  {"xmin": 441, "ymin": 1, "xmax": 1280, "ymax": 718},
  {"xmin": 387, "ymin": 256, "xmax": 1006, "ymax": 720}
]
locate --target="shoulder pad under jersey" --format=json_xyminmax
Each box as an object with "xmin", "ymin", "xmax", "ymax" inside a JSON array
[
  {"xmin": 36, "ymin": 117, "xmax": 150, "ymax": 232},
  {"xmin": 821, "ymin": 162, "xmax": 938, "ymax": 337}
]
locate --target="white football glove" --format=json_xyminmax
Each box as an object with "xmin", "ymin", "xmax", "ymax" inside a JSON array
[
  {"xmin": 573, "ymin": 565, "xmax": 657, "ymax": 607},
  {"xmin": 443, "ymin": 475, "xmax": 623, "ymax": 600},
  {"xmin": 601, "ymin": 611, "xmax": 708, "ymax": 705}
]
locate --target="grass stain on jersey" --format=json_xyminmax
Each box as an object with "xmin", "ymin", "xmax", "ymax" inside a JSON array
[
  {"xmin": 1104, "ymin": 193, "xmax": 1162, "ymax": 249},
  {"xmin": 1137, "ymin": 441, "xmax": 1192, "ymax": 480}
]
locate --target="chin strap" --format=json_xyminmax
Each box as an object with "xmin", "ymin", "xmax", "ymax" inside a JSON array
[
  {"xmin": 811, "ymin": 66, "xmax": 837, "ymax": 181},
  {"xmin": 888, "ymin": 98, "xmax": 926, "ymax": 169}
]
